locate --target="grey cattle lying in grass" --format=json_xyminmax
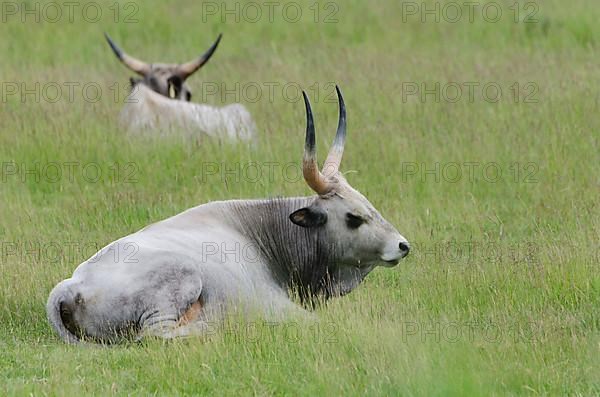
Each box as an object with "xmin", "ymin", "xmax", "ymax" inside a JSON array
[
  {"xmin": 46, "ymin": 86, "xmax": 410, "ymax": 344},
  {"xmin": 105, "ymin": 33, "xmax": 256, "ymax": 141}
]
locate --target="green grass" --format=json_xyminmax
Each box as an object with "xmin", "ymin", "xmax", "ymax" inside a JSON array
[{"xmin": 1, "ymin": 0, "xmax": 599, "ymax": 395}]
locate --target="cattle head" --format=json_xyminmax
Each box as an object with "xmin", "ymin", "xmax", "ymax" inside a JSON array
[
  {"xmin": 290, "ymin": 86, "xmax": 410, "ymax": 269},
  {"xmin": 104, "ymin": 33, "xmax": 222, "ymax": 101}
]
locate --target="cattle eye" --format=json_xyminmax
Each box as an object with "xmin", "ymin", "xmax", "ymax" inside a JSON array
[
  {"xmin": 186, "ymin": 92, "xmax": 192, "ymax": 102},
  {"xmin": 346, "ymin": 213, "xmax": 364, "ymax": 229}
]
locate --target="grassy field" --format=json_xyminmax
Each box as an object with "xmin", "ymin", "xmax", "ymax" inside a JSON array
[{"xmin": 1, "ymin": 0, "xmax": 599, "ymax": 395}]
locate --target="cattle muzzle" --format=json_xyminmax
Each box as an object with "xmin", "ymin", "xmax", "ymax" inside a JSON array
[{"xmin": 380, "ymin": 238, "xmax": 410, "ymax": 267}]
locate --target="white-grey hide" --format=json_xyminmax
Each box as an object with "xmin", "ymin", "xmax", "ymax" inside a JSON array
[
  {"xmin": 122, "ymin": 84, "xmax": 256, "ymax": 141},
  {"xmin": 46, "ymin": 86, "xmax": 410, "ymax": 344}
]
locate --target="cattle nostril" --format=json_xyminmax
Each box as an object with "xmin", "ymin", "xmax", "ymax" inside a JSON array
[{"xmin": 399, "ymin": 242, "xmax": 410, "ymax": 255}]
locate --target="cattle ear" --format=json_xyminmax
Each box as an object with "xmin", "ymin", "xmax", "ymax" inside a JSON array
[
  {"xmin": 289, "ymin": 207, "xmax": 327, "ymax": 228},
  {"xmin": 129, "ymin": 77, "xmax": 140, "ymax": 88}
]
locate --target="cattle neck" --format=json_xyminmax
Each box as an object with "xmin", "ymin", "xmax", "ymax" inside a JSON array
[{"xmin": 220, "ymin": 197, "xmax": 342, "ymax": 305}]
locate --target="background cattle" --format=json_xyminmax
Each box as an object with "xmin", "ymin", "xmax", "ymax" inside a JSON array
[{"xmin": 105, "ymin": 33, "xmax": 256, "ymax": 141}]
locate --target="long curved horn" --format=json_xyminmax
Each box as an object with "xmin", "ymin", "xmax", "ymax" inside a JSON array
[
  {"xmin": 302, "ymin": 91, "xmax": 330, "ymax": 196},
  {"xmin": 104, "ymin": 33, "xmax": 151, "ymax": 76},
  {"xmin": 176, "ymin": 34, "xmax": 222, "ymax": 80},
  {"xmin": 322, "ymin": 85, "xmax": 346, "ymax": 177}
]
